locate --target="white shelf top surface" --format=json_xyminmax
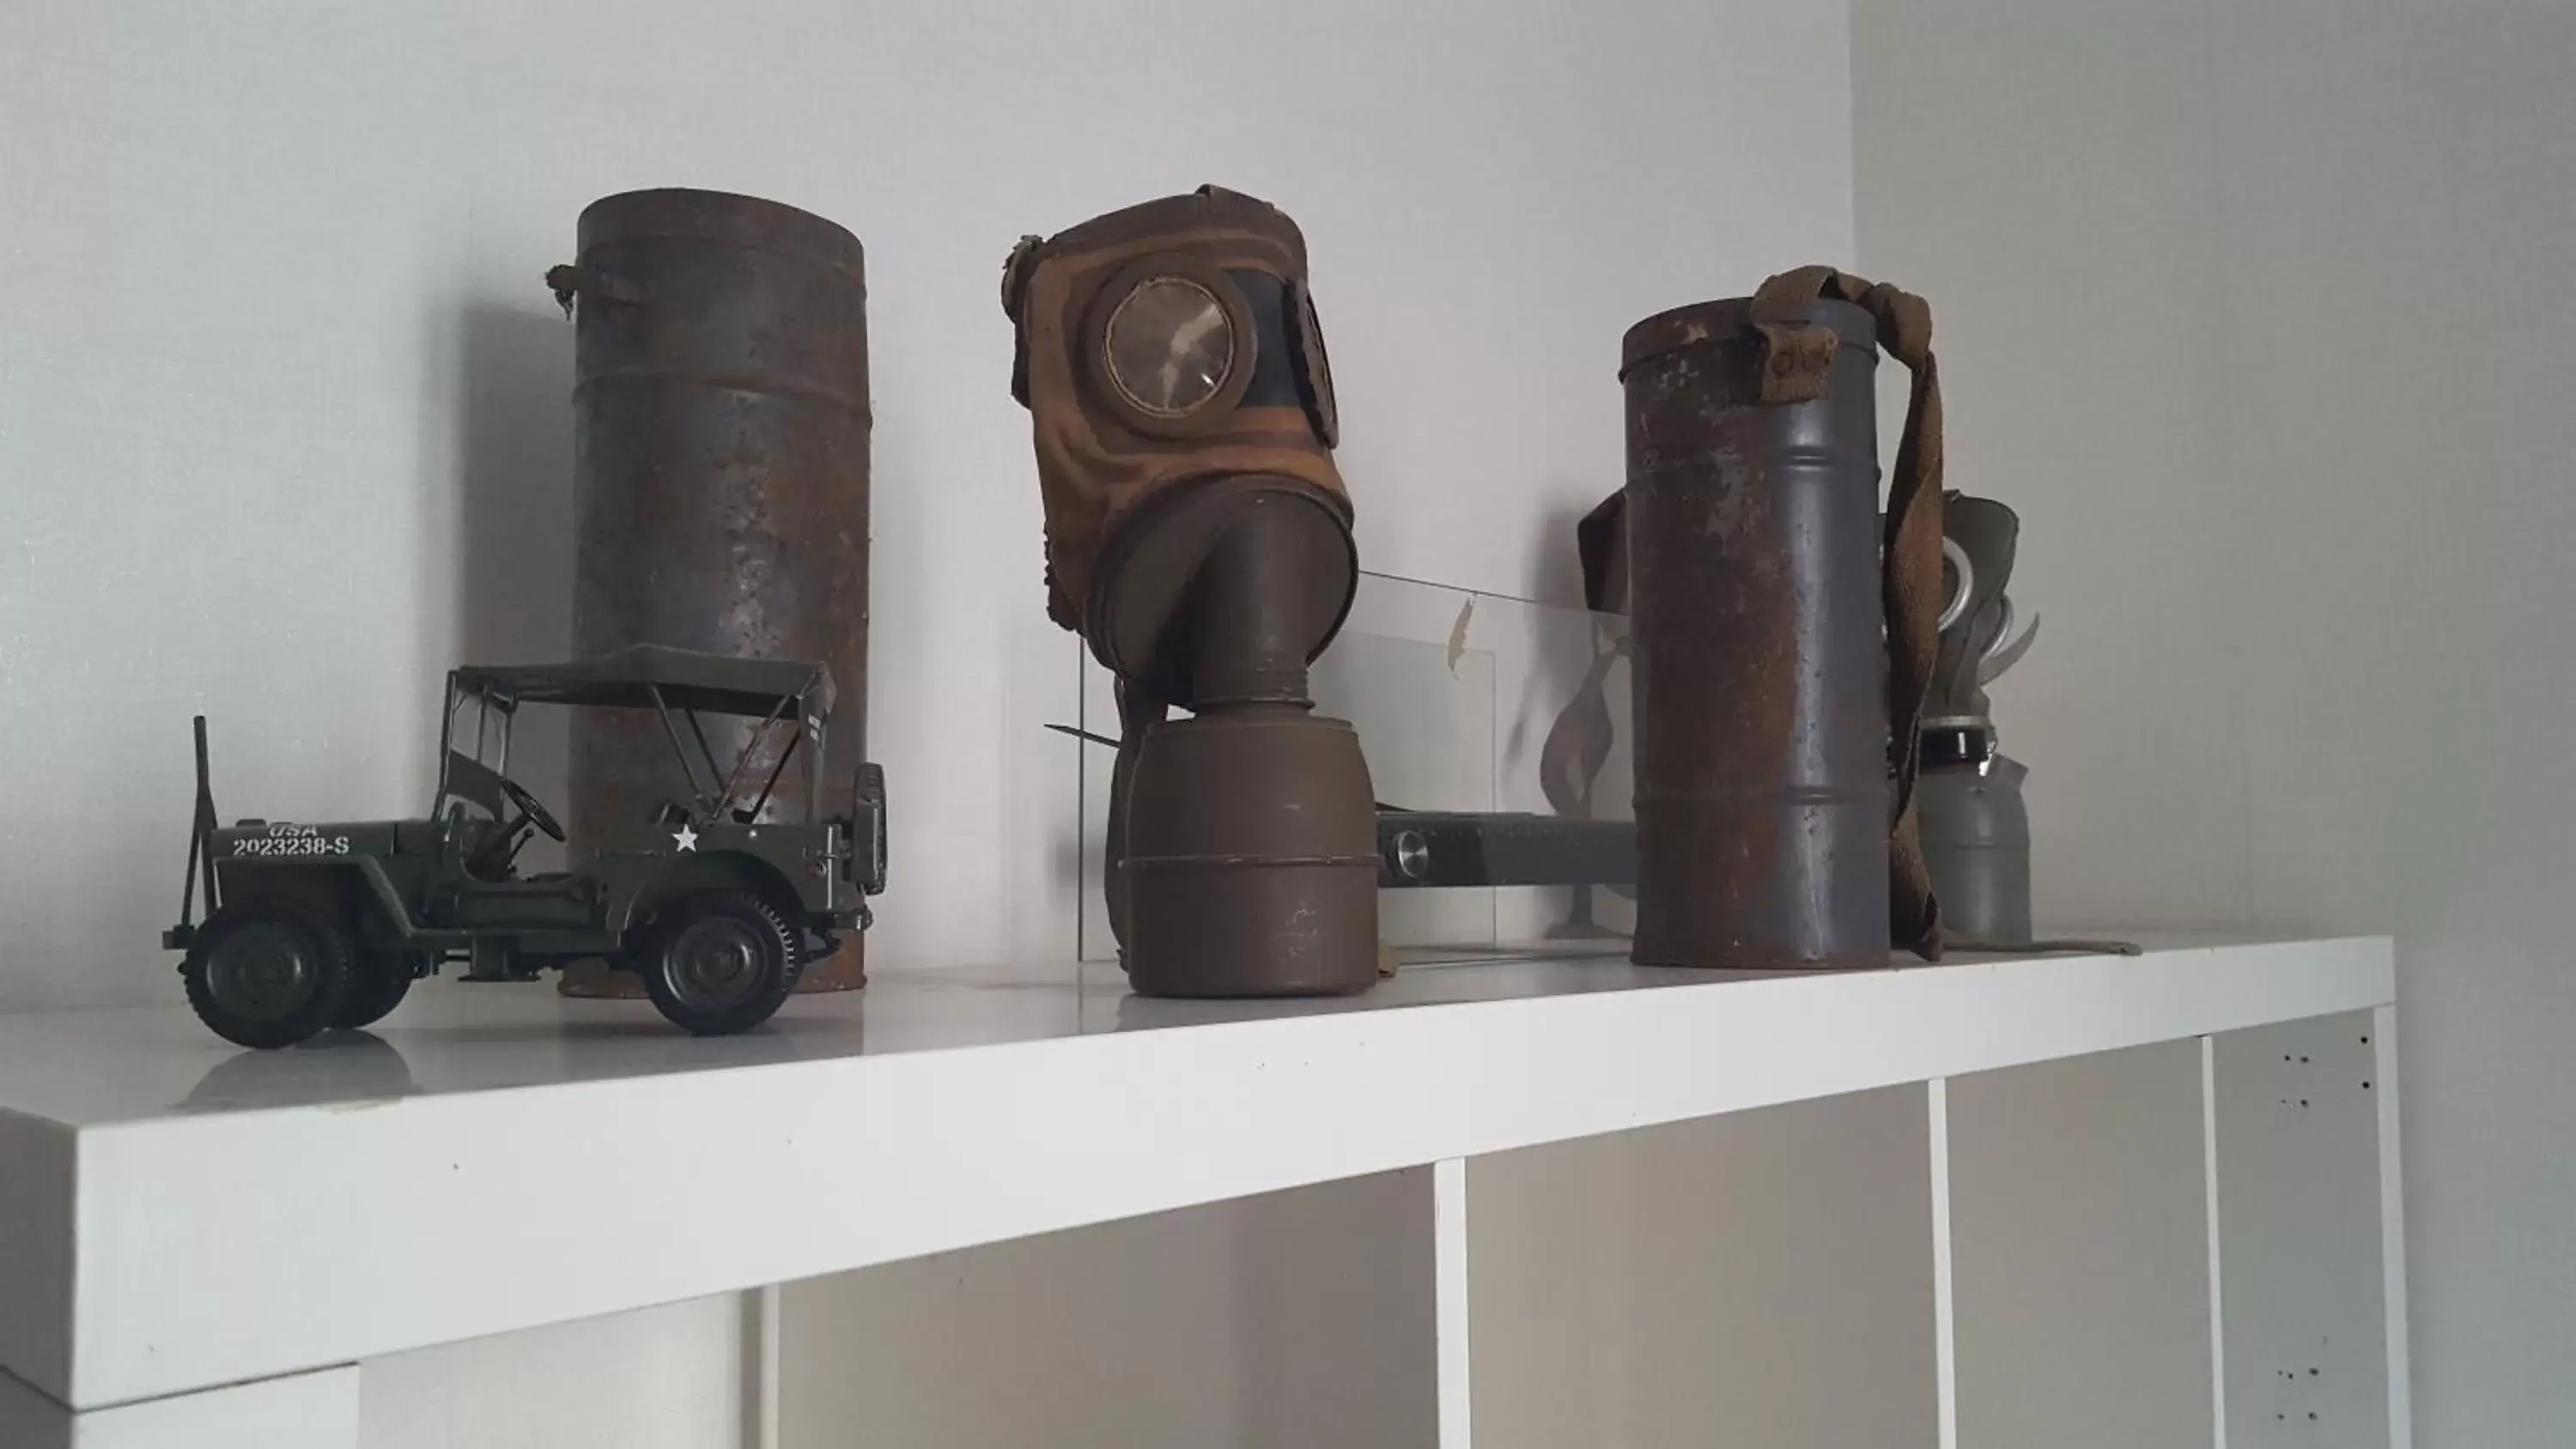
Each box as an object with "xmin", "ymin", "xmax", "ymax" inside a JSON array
[
  {"xmin": 0, "ymin": 944, "xmax": 1676, "ymax": 1130},
  {"xmin": 0, "ymin": 933, "xmax": 2391, "ymax": 1411}
]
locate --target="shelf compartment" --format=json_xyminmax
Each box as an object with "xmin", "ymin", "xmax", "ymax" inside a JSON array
[
  {"xmin": 2210, "ymin": 1011, "xmax": 2395, "ymax": 1447},
  {"xmin": 780, "ymin": 1169, "xmax": 1435, "ymax": 1449},
  {"xmin": 1467, "ymin": 1089, "xmax": 1940, "ymax": 1449},
  {"xmin": 1945, "ymin": 1040, "xmax": 2216, "ymax": 1448}
]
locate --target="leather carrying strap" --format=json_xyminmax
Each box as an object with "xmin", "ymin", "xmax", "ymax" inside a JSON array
[
  {"xmin": 1951, "ymin": 936, "xmax": 2145, "ymax": 958},
  {"xmin": 1750, "ymin": 266, "xmax": 1946, "ymax": 959}
]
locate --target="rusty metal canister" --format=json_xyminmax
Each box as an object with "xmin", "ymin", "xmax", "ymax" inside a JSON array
[
  {"xmin": 1122, "ymin": 708, "xmax": 1378, "ymax": 997},
  {"xmin": 1619, "ymin": 297, "xmax": 1887, "ymax": 968},
  {"xmin": 556, "ymin": 189, "xmax": 872, "ymax": 994},
  {"xmin": 1112, "ymin": 498, "xmax": 1380, "ymax": 996}
]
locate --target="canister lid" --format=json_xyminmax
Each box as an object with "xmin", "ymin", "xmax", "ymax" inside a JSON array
[
  {"xmin": 575, "ymin": 188, "xmax": 865, "ymax": 276},
  {"xmin": 1619, "ymin": 295, "xmax": 1876, "ymax": 380}
]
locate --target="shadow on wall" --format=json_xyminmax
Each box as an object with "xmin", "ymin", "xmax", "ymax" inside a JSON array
[
  {"xmin": 1500, "ymin": 493, "xmax": 1615, "ymax": 771},
  {"xmin": 452, "ymin": 301, "xmax": 575, "ymax": 864},
  {"xmin": 1524, "ymin": 490, "xmax": 1605, "ymax": 613}
]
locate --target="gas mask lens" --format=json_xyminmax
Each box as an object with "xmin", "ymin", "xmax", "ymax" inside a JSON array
[{"xmin": 1103, "ymin": 276, "xmax": 1236, "ymax": 416}]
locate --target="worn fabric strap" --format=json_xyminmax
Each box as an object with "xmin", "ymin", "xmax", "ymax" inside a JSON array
[
  {"xmin": 1750, "ymin": 266, "xmax": 1947, "ymax": 959},
  {"xmin": 1947, "ymin": 937, "xmax": 2145, "ymax": 958}
]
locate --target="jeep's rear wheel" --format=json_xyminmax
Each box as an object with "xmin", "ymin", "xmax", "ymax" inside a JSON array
[
  {"xmin": 637, "ymin": 892, "xmax": 803, "ymax": 1036},
  {"xmin": 183, "ymin": 904, "xmax": 354, "ymax": 1049},
  {"xmin": 335, "ymin": 951, "xmax": 422, "ymax": 1030}
]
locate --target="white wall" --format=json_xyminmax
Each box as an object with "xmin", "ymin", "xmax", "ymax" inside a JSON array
[
  {"xmin": 0, "ymin": 0, "xmax": 1850, "ymax": 1013},
  {"xmin": 3, "ymin": 2, "xmax": 1854, "ymax": 1443},
  {"xmin": 1853, "ymin": 1, "xmax": 2576, "ymax": 1440}
]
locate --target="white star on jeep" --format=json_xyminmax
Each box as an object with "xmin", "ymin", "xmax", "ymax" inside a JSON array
[{"xmin": 673, "ymin": 823, "xmax": 699, "ymax": 852}]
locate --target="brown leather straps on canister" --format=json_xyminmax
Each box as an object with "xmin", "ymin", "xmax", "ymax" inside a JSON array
[
  {"xmin": 1747, "ymin": 266, "xmax": 1946, "ymax": 958},
  {"xmin": 1613, "ymin": 269, "xmax": 1947, "ymax": 968},
  {"xmin": 1620, "ymin": 294, "xmax": 1890, "ymax": 969}
]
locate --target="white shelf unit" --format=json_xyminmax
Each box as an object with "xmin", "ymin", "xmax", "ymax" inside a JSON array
[{"xmin": 0, "ymin": 934, "xmax": 2402, "ymax": 1447}]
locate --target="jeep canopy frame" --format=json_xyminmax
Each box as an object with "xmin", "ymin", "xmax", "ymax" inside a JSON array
[{"xmin": 440, "ymin": 644, "xmax": 839, "ymax": 826}]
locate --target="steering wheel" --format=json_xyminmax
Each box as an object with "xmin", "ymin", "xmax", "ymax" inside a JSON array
[{"xmin": 499, "ymin": 776, "xmax": 567, "ymax": 842}]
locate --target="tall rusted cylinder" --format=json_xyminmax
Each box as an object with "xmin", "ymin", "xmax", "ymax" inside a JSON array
[
  {"xmin": 1619, "ymin": 297, "xmax": 1887, "ymax": 968},
  {"xmin": 557, "ymin": 189, "xmax": 871, "ymax": 993}
]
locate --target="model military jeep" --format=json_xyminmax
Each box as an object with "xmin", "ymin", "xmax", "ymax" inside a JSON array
[{"xmin": 164, "ymin": 646, "xmax": 886, "ymax": 1047}]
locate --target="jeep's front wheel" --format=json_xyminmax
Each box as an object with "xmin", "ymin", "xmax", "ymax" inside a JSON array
[
  {"xmin": 334, "ymin": 951, "xmax": 422, "ymax": 1030},
  {"xmin": 635, "ymin": 892, "xmax": 803, "ymax": 1036},
  {"xmin": 183, "ymin": 904, "xmax": 355, "ymax": 1049}
]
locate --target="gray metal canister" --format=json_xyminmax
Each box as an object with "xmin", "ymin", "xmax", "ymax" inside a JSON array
[
  {"xmin": 1619, "ymin": 297, "xmax": 1889, "ymax": 968},
  {"xmin": 551, "ymin": 189, "xmax": 872, "ymax": 994},
  {"xmin": 1917, "ymin": 749, "xmax": 2032, "ymax": 943}
]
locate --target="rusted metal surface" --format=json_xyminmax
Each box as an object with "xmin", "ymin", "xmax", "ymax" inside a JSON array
[
  {"xmin": 1103, "ymin": 500, "xmax": 1380, "ymax": 997},
  {"xmin": 555, "ymin": 189, "xmax": 872, "ymax": 995},
  {"xmin": 1121, "ymin": 702, "xmax": 1379, "ymax": 997},
  {"xmin": 1619, "ymin": 297, "xmax": 1888, "ymax": 968},
  {"xmin": 1121, "ymin": 500, "xmax": 1376, "ymax": 996}
]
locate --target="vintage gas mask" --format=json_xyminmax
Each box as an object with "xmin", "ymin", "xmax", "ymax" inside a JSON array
[{"xmin": 1003, "ymin": 185, "xmax": 1378, "ymax": 997}]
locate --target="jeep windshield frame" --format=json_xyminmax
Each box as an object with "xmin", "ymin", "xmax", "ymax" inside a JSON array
[{"xmin": 437, "ymin": 646, "xmax": 836, "ymax": 826}]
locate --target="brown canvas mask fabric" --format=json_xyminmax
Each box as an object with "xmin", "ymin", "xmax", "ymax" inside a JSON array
[{"xmin": 1001, "ymin": 185, "xmax": 1352, "ymax": 680}]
